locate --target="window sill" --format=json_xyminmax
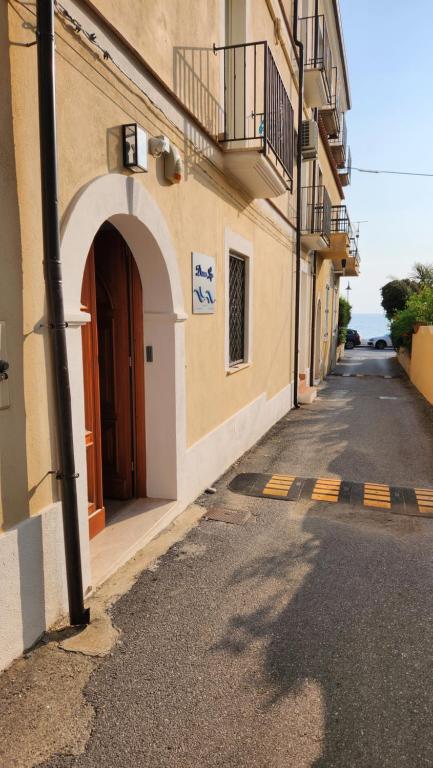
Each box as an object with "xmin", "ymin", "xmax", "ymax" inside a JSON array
[{"xmin": 226, "ymin": 362, "xmax": 251, "ymax": 376}]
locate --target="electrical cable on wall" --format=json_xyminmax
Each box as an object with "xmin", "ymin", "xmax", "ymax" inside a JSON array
[{"xmin": 51, "ymin": 2, "xmax": 290, "ymax": 240}]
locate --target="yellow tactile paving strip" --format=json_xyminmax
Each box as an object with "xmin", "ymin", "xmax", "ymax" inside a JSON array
[
  {"xmin": 363, "ymin": 483, "xmax": 391, "ymax": 510},
  {"xmin": 263, "ymin": 474, "xmax": 295, "ymax": 497},
  {"xmin": 415, "ymin": 489, "xmax": 433, "ymax": 514},
  {"xmin": 312, "ymin": 477, "xmax": 341, "ymax": 503}
]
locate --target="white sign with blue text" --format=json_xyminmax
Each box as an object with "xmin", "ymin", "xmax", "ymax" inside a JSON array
[{"xmin": 192, "ymin": 253, "xmax": 216, "ymax": 314}]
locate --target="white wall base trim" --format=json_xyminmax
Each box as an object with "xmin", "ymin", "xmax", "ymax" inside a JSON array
[
  {"xmin": 180, "ymin": 382, "xmax": 294, "ymax": 504},
  {"xmin": 0, "ymin": 503, "xmax": 68, "ymax": 672}
]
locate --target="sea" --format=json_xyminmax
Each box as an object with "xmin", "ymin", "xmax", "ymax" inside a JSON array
[{"xmin": 350, "ymin": 313, "xmax": 390, "ymax": 343}]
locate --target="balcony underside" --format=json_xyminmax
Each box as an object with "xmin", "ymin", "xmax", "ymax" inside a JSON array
[
  {"xmin": 318, "ymin": 232, "xmax": 350, "ymax": 259},
  {"xmin": 345, "ymin": 256, "xmax": 360, "ymax": 276},
  {"xmin": 222, "ymin": 148, "xmax": 289, "ymax": 199},
  {"xmin": 334, "ymin": 256, "xmax": 360, "ymax": 277},
  {"xmin": 319, "ymin": 106, "xmax": 339, "ymax": 138},
  {"xmin": 339, "ymin": 169, "xmax": 350, "ymax": 187},
  {"xmin": 301, "ymin": 232, "xmax": 330, "ymax": 251},
  {"xmin": 304, "ymin": 69, "xmax": 330, "ymax": 109}
]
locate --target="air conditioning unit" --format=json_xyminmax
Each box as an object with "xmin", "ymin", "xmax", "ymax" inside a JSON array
[{"xmin": 301, "ymin": 120, "xmax": 319, "ymax": 160}]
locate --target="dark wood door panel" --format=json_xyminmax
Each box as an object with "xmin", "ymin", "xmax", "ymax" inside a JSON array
[{"xmin": 95, "ymin": 228, "xmax": 133, "ymax": 500}]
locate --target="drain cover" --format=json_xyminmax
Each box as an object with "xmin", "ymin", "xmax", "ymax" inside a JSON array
[{"xmin": 205, "ymin": 508, "xmax": 250, "ymax": 525}]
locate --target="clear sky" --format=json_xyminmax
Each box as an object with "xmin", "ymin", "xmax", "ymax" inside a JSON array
[{"xmin": 340, "ymin": 0, "xmax": 433, "ymax": 314}]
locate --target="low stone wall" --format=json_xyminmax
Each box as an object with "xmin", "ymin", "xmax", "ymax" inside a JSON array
[
  {"xmin": 398, "ymin": 326, "xmax": 433, "ymax": 405},
  {"xmin": 397, "ymin": 348, "xmax": 411, "ymax": 377},
  {"xmin": 410, "ymin": 326, "xmax": 433, "ymax": 405}
]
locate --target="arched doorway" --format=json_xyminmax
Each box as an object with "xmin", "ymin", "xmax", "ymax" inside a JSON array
[
  {"xmin": 81, "ymin": 223, "xmax": 146, "ymax": 538},
  {"xmin": 314, "ymin": 298, "xmax": 322, "ymax": 382},
  {"xmin": 60, "ymin": 174, "xmax": 187, "ymax": 584}
]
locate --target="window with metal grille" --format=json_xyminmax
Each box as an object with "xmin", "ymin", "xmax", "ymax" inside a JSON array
[{"xmin": 229, "ymin": 253, "xmax": 246, "ymax": 365}]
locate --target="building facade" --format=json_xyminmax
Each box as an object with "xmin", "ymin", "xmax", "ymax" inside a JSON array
[{"xmin": 0, "ymin": 0, "xmax": 357, "ymax": 670}]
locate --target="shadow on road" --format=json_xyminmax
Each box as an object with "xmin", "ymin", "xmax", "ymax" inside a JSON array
[{"xmin": 215, "ymin": 508, "xmax": 433, "ymax": 766}]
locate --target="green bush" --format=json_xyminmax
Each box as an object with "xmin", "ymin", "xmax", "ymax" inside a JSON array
[
  {"xmin": 381, "ymin": 279, "xmax": 417, "ymax": 321},
  {"xmin": 338, "ymin": 297, "xmax": 351, "ymax": 329},
  {"xmin": 391, "ymin": 286, "xmax": 433, "ymax": 350},
  {"xmin": 338, "ymin": 327, "xmax": 348, "ymax": 345}
]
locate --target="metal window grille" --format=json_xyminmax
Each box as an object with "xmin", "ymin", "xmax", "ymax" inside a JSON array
[{"xmin": 229, "ymin": 254, "xmax": 246, "ymax": 365}]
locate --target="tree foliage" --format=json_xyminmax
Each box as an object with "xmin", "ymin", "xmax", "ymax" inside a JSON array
[
  {"xmin": 380, "ymin": 279, "xmax": 416, "ymax": 321},
  {"xmin": 338, "ymin": 297, "xmax": 351, "ymax": 329},
  {"xmin": 411, "ymin": 262, "xmax": 433, "ymax": 287},
  {"xmin": 390, "ymin": 286, "xmax": 433, "ymax": 350}
]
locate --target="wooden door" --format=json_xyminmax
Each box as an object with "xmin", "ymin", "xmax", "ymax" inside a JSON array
[
  {"xmin": 81, "ymin": 246, "xmax": 105, "ymax": 538},
  {"xmin": 95, "ymin": 228, "xmax": 133, "ymax": 500}
]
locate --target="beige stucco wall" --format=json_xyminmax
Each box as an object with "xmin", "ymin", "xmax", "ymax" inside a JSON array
[
  {"xmin": 2, "ymin": 0, "xmax": 295, "ymax": 529},
  {"xmin": 0, "ymin": 3, "xmax": 35, "ymax": 531},
  {"xmin": 406, "ymin": 327, "xmax": 433, "ymax": 406},
  {"xmin": 85, "ymin": 0, "xmax": 223, "ymax": 103}
]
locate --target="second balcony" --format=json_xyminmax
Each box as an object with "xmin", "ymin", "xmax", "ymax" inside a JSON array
[
  {"xmin": 327, "ymin": 205, "xmax": 352, "ymax": 260},
  {"xmin": 214, "ymin": 42, "xmax": 294, "ymax": 199},
  {"xmin": 300, "ymin": 15, "xmax": 332, "ymax": 109}
]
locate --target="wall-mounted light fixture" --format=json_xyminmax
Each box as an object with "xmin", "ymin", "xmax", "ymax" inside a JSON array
[{"xmin": 122, "ymin": 124, "xmax": 148, "ymax": 172}]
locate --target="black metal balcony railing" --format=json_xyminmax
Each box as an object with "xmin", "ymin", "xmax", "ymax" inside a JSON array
[
  {"xmin": 350, "ymin": 236, "xmax": 358, "ymax": 257},
  {"xmin": 301, "ymin": 185, "xmax": 332, "ymax": 244},
  {"xmin": 339, "ymin": 146, "xmax": 352, "ymax": 186},
  {"xmin": 214, "ymin": 42, "xmax": 294, "ymax": 184},
  {"xmin": 322, "ymin": 66, "xmax": 341, "ymax": 138},
  {"xmin": 349, "ymin": 233, "xmax": 361, "ymax": 262},
  {"xmin": 330, "ymin": 112, "xmax": 348, "ymax": 166},
  {"xmin": 299, "ymin": 15, "xmax": 333, "ymax": 103},
  {"xmin": 329, "ymin": 68, "xmax": 341, "ymax": 115},
  {"xmin": 331, "ymin": 204, "xmax": 352, "ymax": 236}
]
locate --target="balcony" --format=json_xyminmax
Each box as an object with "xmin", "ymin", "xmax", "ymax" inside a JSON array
[
  {"xmin": 301, "ymin": 185, "xmax": 332, "ymax": 250},
  {"xmin": 322, "ymin": 206, "xmax": 360, "ymax": 275},
  {"xmin": 330, "ymin": 113, "xmax": 347, "ymax": 169},
  {"xmin": 320, "ymin": 67, "xmax": 341, "ymax": 139},
  {"xmin": 339, "ymin": 146, "xmax": 351, "ymax": 187},
  {"xmin": 346, "ymin": 236, "xmax": 361, "ymax": 276},
  {"xmin": 299, "ymin": 15, "xmax": 332, "ymax": 109},
  {"xmin": 322, "ymin": 204, "xmax": 353, "ymax": 263},
  {"xmin": 214, "ymin": 42, "xmax": 294, "ymax": 199}
]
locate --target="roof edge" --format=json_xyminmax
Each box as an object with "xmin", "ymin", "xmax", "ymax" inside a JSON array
[{"xmin": 332, "ymin": 0, "xmax": 351, "ymax": 110}]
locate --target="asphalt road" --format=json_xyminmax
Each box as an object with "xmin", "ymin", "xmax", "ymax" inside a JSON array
[{"xmin": 39, "ymin": 349, "xmax": 433, "ymax": 768}]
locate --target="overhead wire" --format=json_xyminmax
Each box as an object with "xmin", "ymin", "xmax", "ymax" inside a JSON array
[{"xmin": 352, "ymin": 167, "xmax": 433, "ymax": 178}]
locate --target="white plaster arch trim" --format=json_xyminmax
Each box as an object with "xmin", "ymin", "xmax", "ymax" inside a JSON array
[
  {"xmin": 60, "ymin": 173, "xmax": 185, "ymax": 317},
  {"xmin": 59, "ymin": 174, "xmax": 187, "ymax": 581}
]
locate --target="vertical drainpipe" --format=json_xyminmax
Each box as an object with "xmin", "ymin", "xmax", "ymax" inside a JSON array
[
  {"xmin": 293, "ymin": 0, "xmax": 304, "ymax": 408},
  {"xmin": 36, "ymin": 0, "xmax": 89, "ymax": 626},
  {"xmin": 309, "ymin": 108, "xmax": 318, "ymax": 387},
  {"xmin": 309, "ymin": 251, "xmax": 317, "ymax": 385}
]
